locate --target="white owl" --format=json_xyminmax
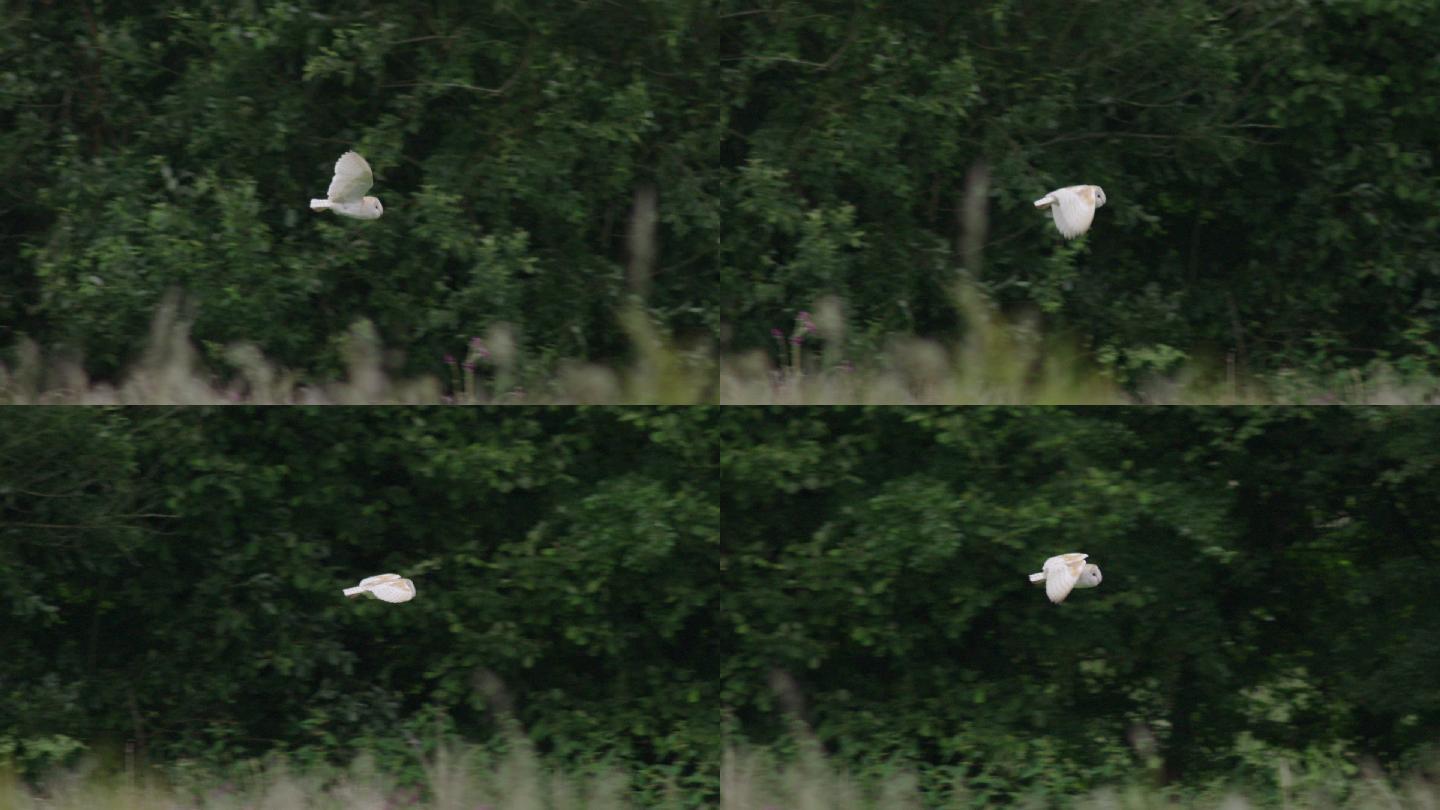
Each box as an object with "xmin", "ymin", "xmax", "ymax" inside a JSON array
[
  {"xmin": 343, "ymin": 573, "xmax": 415, "ymax": 603},
  {"xmin": 1034, "ymin": 185, "xmax": 1105, "ymax": 239},
  {"xmin": 310, "ymin": 151, "xmax": 383, "ymax": 220},
  {"xmin": 1028, "ymin": 553, "xmax": 1102, "ymax": 603}
]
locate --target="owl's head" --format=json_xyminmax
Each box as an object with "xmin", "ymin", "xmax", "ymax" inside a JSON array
[
  {"xmin": 367, "ymin": 197, "xmax": 384, "ymax": 217},
  {"xmin": 1091, "ymin": 186, "xmax": 1107, "ymax": 208}
]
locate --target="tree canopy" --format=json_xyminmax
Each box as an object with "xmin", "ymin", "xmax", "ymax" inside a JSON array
[
  {"xmin": 6, "ymin": 407, "xmax": 1440, "ymax": 801},
  {"xmin": 0, "ymin": 408, "xmax": 720, "ymax": 800},
  {"xmin": 7, "ymin": 2, "xmax": 1439, "ymax": 395},
  {"xmin": 721, "ymin": 407, "xmax": 1440, "ymax": 799},
  {"xmin": 721, "ymin": 1, "xmax": 1440, "ymax": 385},
  {"xmin": 2, "ymin": 3, "xmax": 718, "ymax": 383}
]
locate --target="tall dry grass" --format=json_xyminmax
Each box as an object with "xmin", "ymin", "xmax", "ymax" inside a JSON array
[
  {"xmin": 721, "ymin": 745, "xmax": 1440, "ymax": 810},
  {"xmin": 0, "ymin": 740, "xmax": 648, "ymax": 810},
  {"xmin": 720, "ymin": 288, "xmax": 1440, "ymax": 405},
  {"xmin": 0, "ymin": 297, "xmax": 713, "ymax": 405}
]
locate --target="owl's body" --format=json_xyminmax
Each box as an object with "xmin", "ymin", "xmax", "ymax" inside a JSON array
[
  {"xmin": 311, "ymin": 151, "xmax": 383, "ymax": 220},
  {"xmin": 310, "ymin": 197, "xmax": 383, "ymax": 220},
  {"xmin": 343, "ymin": 573, "xmax": 415, "ymax": 603},
  {"xmin": 1034, "ymin": 185, "xmax": 1105, "ymax": 239},
  {"xmin": 1028, "ymin": 552, "xmax": 1102, "ymax": 603}
]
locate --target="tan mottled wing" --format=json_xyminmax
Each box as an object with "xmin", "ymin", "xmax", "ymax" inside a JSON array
[
  {"xmin": 327, "ymin": 151, "xmax": 374, "ymax": 203},
  {"xmin": 372, "ymin": 577, "xmax": 415, "ymax": 603},
  {"xmin": 1050, "ymin": 187, "xmax": 1096, "ymax": 239},
  {"xmin": 1044, "ymin": 553, "xmax": 1087, "ymax": 603}
]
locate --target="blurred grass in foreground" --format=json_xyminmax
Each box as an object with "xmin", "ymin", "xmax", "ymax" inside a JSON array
[
  {"xmin": 722, "ymin": 745, "xmax": 1440, "ymax": 810},
  {"xmin": 0, "ymin": 297, "xmax": 713, "ymax": 404},
  {"xmin": 0, "ymin": 740, "xmax": 703, "ymax": 809},
  {"xmin": 721, "ymin": 287, "xmax": 1440, "ymax": 405}
]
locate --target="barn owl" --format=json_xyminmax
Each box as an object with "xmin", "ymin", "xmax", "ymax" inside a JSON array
[
  {"xmin": 1028, "ymin": 553, "xmax": 1102, "ymax": 603},
  {"xmin": 310, "ymin": 151, "xmax": 383, "ymax": 220},
  {"xmin": 1034, "ymin": 185, "xmax": 1105, "ymax": 239},
  {"xmin": 343, "ymin": 573, "xmax": 415, "ymax": 603}
]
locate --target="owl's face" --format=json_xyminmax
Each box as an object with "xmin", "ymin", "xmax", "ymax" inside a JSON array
[
  {"xmin": 1091, "ymin": 186, "xmax": 1106, "ymax": 208},
  {"xmin": 365, "ymin": 197, "xmax": 384, "ymax": 217}
]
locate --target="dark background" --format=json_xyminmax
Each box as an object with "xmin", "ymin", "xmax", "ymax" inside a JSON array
[
  {"xmin": 1, "ymin": 3, "xmax": 718, "ymax": 382},
  {"xmin": 721, "ymin": 2, "xmax": 1440, "ymax": 386},
  {"xmin": 720, "ymin": 407, "xmax": 1440, "ymax": 801},
  {"xmin": 0, "ymin": 407, "xmax": 719, "ymax": 801}
]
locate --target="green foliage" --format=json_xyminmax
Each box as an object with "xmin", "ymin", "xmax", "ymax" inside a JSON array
[
  {"xmin": 722, "ymin": 1, "xmax": 1440, "ymax": 386},
  {"xmin": 0, "ymin": 409, "xmax": 719, "ymax": 803},
  {"xmin": 719, "ymin": 408, "xmax": 1440, "ymax": 799},
  {"xmin": 1, "ymin": 3, "xmax": 718, "ymax": 386},
  {"xmin": 10, "ymin": 409, "xmax": 1440, "ymax": 803}
]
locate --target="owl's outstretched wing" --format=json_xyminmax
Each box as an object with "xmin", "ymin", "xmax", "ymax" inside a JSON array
[
  {"xmin": 372, "ymin": 577, "xmax": 415, "ymax": 603},
  {"xmin": 1049, "ymin": 187, "xmax": 1096, "ymax": 239},
  {"xmin": 327, "ymin": 151, "xmax": 374, "ymax": 203},
  {"xmin": 1043, "ymin": 553, "xmax": 1086, "ymax": 603}
]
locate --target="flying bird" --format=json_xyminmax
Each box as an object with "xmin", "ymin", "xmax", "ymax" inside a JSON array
[
  {"xmin": 310, "ymin": 151, "xmax": 383, "ymax": 220},
  {"xmin": 343, "ymin": 573, "xmax": 415, "ymax": 603},
  {"xmin": 1034, "ymin": 185, "xmax": 1105, "ymax": 239},
  {"xmin": 1028, "ymin": 553, "xmax": 1102, "ymax": 603}
]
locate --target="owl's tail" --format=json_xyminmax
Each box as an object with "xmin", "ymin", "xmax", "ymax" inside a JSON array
[
  {"xmin": 1028, "ymin": 572, "xmax": 1045, "ymax": 584},
  {"xmin": 310, "ymin": 199, "xmax": 332, "ymax": 212},
  {"xmin": 343, "ymin": 586, "xmax": 366, "ymax": 597},
  {"xmin": 1033, "ymin": 195, "xmax": 1055, "ymax": 208}
]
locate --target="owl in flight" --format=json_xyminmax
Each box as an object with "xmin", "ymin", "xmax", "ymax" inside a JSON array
[
  {"xmin": 1028, "ymin": 553, "xmax": 1102, "ymax": 603},
  {"xmin": 310, "ymin": 151, "xmax": 383, "ymax": 220},
  {"xmin": 343, "ymin": 573, "xmax": 415, "ymax": 603},
  {"xmin": 1034, "ymin": 185, "xmax": 1105, "ymax": 239}
]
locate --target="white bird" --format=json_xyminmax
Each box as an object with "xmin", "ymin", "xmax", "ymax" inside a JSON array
[
  {"xmin": 343, "ymin": 573, "xmax": 415, "ymax": 603},
  {"xmin": 1028, "ymin": 553, "xmax": 1102, "ymax": 603},
  {"xmin": 1034, "ymin": 185, "xmax": 1106, "ymax": 239},
  {"xmin": 310, "ymin": 151, "xmax": 383, "ymax": 220}
]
